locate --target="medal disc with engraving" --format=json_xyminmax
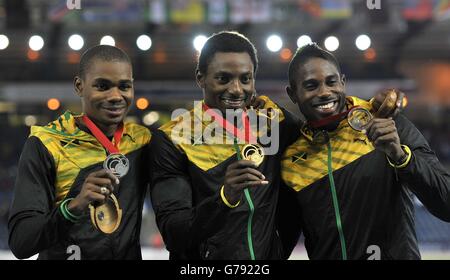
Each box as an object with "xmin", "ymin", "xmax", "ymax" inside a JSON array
[
  {"xmin": 103, "ymin": 153, "xmax": 129, "ymax": 179},
  {"xmin": 347, "ymin": 107, "xmax": 373, "ymax": 132},
  {"xmin": 241, "ymin": 144, "xmax": 265, "ymax": 166},
  {"xmin": 89, "ymin": 194, "xmax": 122, "ymax": 234}
]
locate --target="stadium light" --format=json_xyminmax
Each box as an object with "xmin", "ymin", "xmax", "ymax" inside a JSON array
[
  {"xmin": 136, "ymin": 35, "xmax": 152, "ymax": 51},
  {"xmin": 47, "ymin": 98, "xmax": 60, "ymax": 111},
  {"xmin": 297, "ymin": 35, "xmax": 312, "ymax": 48},
  {"xmin": 100, "ymin": 35, "xmax": 115, "ymax": 46},
  {"xmin": 0, "ymin": 35, "xmax": 9, "ymax": 50},
  {"xmin": 29, "ymin": 35, "xmax": 44, "ymax": 51},
  {"xmin": 136, "ymin": 97, "xmax": 149, "ymax": 110},
  {"xmin": 355, "ymin": 34, "xmax": 371, "ymax": 51},
  {"xmin": 193, "ymin": 35, "xmax": 207, "ymax": 52},
  {"xmin": 24, "ymin": 115, "xmax": 37, "ymax": 127},
  {"xmin": 266, "ymin": 35, "xmax": 283, "ymax": 52},
  {"xmin": 143, "ymin": 111, "xmax": 160, "ymax": 126},
  {"xmin": 68, "ymin": 34, "xmax": 84, "ymax": 51},
  {"xmin": 324, "ymin": 36, "xmax": 339, "ymax": 52}
]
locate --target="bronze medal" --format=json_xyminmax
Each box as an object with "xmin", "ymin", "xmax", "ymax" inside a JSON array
[{"xmin": 347, "ymin": 107, "xmax": 373, "ymax": 132}]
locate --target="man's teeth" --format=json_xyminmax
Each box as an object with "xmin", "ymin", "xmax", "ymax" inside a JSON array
[
  {"xmin": 316, "ymin": 102, "xmax": 335, "ymax": 109},
  {"xmin": 222, "ymin": 99, "xmax": 244, "ymax": 105}
]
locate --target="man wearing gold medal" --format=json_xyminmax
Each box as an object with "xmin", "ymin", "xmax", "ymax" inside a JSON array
[
  {"xmin": 150, "ymin": 31, "xmax": 303, "ymax": 260},
  {"xmin": 9, "ymin": 45, "xmax": 151, "ymax": 259},
  {"xmin": 279, "ymin": 43, "xmax": 450, "ymax": 259},
  {"xmin": 149, "ymin": 32, "xmax": 397, "ymax": 260}
]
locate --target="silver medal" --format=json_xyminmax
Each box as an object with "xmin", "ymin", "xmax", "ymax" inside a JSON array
[{"xmin": 103, "ymin": 153, "xmax": 129, "ymax": 178}]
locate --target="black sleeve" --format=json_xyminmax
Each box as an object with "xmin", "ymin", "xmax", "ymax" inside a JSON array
[
  {"xmin": 396, "ymin": 114, "xmax": 450, "ymax": 221},
  {"xmin": 279, "ymin": 107, "xmax": 302, "ymax": 151},
  {"xmin": 276, "ymin": 180, "xmax": 303, "ymax": 259},
  {"xmin": 8, "ymin": 136, "xmax": 74, "ymax": 259},
  {"xmin": 150, "ymin": 130, "xmax": 232, "ymax": 258},
  {"xmin": 274, "ymin": 105, "xmax": 303, "ymax": 259}
]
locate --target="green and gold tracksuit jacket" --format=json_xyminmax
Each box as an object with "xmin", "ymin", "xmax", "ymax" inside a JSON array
[
  {"xmin": 150, "ymin": 96, "xmax": 300, "ymax": 260},
  {"xmin": 8, "ymin": 111, "xmax": 151, "ymax": 259},
  {"xmin": 279, "ymin": 97, "xmax": 450, "ymax": 259}
]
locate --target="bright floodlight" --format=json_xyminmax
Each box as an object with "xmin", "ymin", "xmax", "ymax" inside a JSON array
[
  {"xmin": 68, "ymin": 34, "xmax": 84, "ymax": 51},
  {"xmin": 136, "ymin": 35, "xmax": 152, "ymax": 51},
  {"xmin": 143, "ymin": 111, "xmax": 160, "ymax": 126},
  {"xmin": 266, "ymin": 35, "xmax": 283, "ymax": 52},
  {"xmin": 324, "ymin": 36, "xmax": 339, "ymax": 52},
  {"xmin": 100, "ymin": 35, "xmax": 115, "ymax": 46},
  {"xmin": 297, "ymin": 35, "xmax": 312, "ymax": 48},
  {"xmin": 0, "ymin": 35, "xmax": 9, "ymax": 50},
  {"xmin": 193, "ymin": 35, "xmax": 207, "ymax": 52},
  {"xmin": 355, "ymin": 34, "xmax": 371, "ymax": 51},
  {"xmin": 29, "ymin": 35, "xmax": 44, "ymax": 51}
]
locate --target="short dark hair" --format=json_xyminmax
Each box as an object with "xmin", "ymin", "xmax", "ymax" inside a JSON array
[
  {"xmin": 197, "ymin": 31, "xmax": 258, "ymax": 75},
  {"xmin": 288, "ymin": 43, "xmax": 341, "ymax": 89},
  {"xmin": 78, "ymin": 45, "xmax": 132, "ymax": 79}
]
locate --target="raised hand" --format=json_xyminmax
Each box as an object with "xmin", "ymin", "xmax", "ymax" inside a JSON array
[
  {"xmin": 223, "ymin": 160, "xmax": 268, "ymax": 205},
  {"xmin": 363, "ymin": 118, "xmax": 406, "ymax": 163},
  {"xmin": 372, "ymin": 89, "xmax": 406, "ymax": 118},
  {"xmin": 67, "ymin": 169, "xmax": 119, "ymax": 215}
]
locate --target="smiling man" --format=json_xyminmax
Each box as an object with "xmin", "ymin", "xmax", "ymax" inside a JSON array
[
  {"xmin": 279, "ymin": 43, "xmax": 450, "ymax": 259},
  {"xmin": 8, "ymin": 45, "xmax": 151, "ymax": 259},
  {"xmin": 150, "ymin": 31, "xmax": 301, "ymax": 260}
]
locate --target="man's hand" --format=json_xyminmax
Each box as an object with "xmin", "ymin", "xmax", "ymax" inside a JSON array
[
  {"xmin": 250, "ymin": 94, "xmax": 265, "ymax": 110},
  {"xmin": 67, "ymin": 169, "xmax": 119, "ymax": 215},
  {"xmin": 363, "ymin": 118, "xmax": 406, "ymax": 163},
  {"xmin": 223, "ymin": 160, "xmax": 268, "ymax": 205},
  {"xmin": 372, "ymin": 89, "xmax": 406, "ymax": 118}
]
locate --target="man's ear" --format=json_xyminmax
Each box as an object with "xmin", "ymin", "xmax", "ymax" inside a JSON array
[
  {"xmin": 286, "ymin": 85, "xmax": 297, "ymax": 104},
  {"xmin": 195, "ymin": 69, "xmax": 205, "ymax": 89},
  {"xmin": 74, "ymin": 76, "xmax": 83, "ymax": 97},
  {"xmin": 340, "ymin": 74, "xmax": 346, "ymax": 86}
]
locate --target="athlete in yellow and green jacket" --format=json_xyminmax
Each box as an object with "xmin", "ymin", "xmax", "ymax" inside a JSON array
[
  {"xmin": 279, "ymin": 43, "xmax": 450, "ymax": 260},
  {"xmin": 8, "ymin": 45, "xmax": 151, "ymax": 259}
]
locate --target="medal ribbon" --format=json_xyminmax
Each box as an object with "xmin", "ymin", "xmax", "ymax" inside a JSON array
[
  {"xmin": 202, "ymin": 103, "xmax": 255, "ymax": 144},
  {"xmin": 202, "ymin": 102, "xmax": 257, "ymax": 260},
  {"xmin": 82, "ymin": 115, "xmax": 124, "ymax": 154}
]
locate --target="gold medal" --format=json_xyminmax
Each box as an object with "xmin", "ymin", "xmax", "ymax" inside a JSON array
[
  {"xmin": 241, "ymin": 144, "xmax": 265, "ymax": 166},
  {"xmin": 89, "ymin": 194, "xmax": 122, "ymax": 234}
]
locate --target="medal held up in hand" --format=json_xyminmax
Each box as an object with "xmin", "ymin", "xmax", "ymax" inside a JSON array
[
  {"xmin": 347, "ymin": 107, "xmax": 373, "ymax": 132},
  {"xmin": 82, "ymin": 115, "xmax": 126, "ymax": 234},
  {"xmin": 103, "ymin": 153, "xmax": 129, "ymax": 178},
  {"xmin": 241, "ymin": 144, "xmax": 265, "ymax": 166}
]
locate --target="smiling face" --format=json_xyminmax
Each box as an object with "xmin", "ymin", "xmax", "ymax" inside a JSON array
[
  {"xmin": 287, "ymin": 57, "xmax": 346, "ymax": 123},
  {"xmin": 197, "ymin": 52, "xmax": 255, "ymax": 113},
  {"xmin": 74, "ymin": 59, "xmax": 133, "ymax": 136}
]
